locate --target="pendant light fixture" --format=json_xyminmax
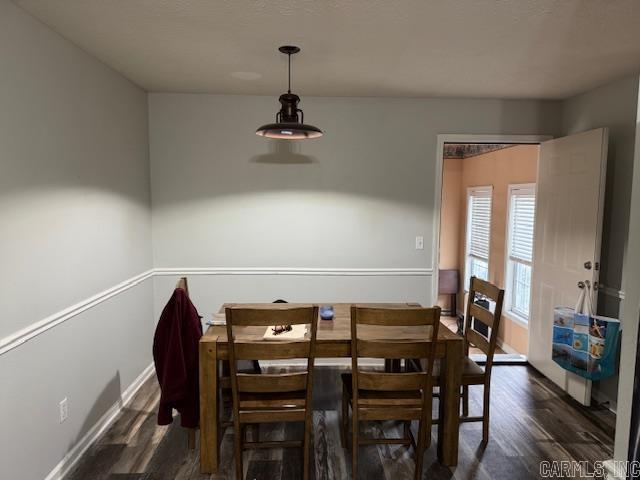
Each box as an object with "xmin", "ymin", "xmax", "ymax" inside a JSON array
[{"xmin": 256, "ymin": 46, "xmax": 323, "ymax": 140}]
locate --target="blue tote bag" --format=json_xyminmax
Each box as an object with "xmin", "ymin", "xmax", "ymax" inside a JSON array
[{"xmin": 552, "ymin": 284, "xmax": 620, "ymax": 381}]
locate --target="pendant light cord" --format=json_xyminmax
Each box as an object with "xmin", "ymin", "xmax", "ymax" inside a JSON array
[{"xmin": 287, "ymin": 53, "xmax": 291, "ymax": 94}]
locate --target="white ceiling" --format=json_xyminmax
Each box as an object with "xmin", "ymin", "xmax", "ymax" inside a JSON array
[{"xmin": 15, "ymin": 0, "xmax": 640, "ymax": 99}]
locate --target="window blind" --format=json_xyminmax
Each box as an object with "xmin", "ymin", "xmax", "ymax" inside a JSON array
[
  {"xmin": 509, "ymin": 189, "xmax": 536, "ymax": 263},
  {"xmin": 468, "ymin": 188, "xmax": 492, "ymax": 261}
]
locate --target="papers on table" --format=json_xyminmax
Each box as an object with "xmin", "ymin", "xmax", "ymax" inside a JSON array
[
  {"xmin": 206, "ymin": 314, "xmax": 308, "ymax": 343},
  {"xmin": 263, "ymin": 324, "xmax": 307, "ymax": 341},
  {"xmin": 206, "ymin": 313, "xmax": 227, "ymax": 326}
]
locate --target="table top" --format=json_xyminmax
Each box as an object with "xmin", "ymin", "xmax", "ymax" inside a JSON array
[{"xmin": 202, "ymin": 303, "xmax": 461, "ymax": 344}]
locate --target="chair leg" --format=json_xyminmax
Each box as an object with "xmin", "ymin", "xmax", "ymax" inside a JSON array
[
  {"xmin": 462, "ymin": 385, "xmax": 469, "ymax": 417},
  {"xmin": 482, "ymin": 382, "xmax": 490, "ymax": 444},
  {"xmin": 414, "ymin": 419, "xmax": 427, "ymax": 480},
  {"xmin": 341, "ymin": 389, "xmax": 349, "ymax": 448},
  {"xmin": 424, "ymin": 396, "xmax": 432, "ymax": 450},
  {"xmin": 233, "ymin": 420, "xmax": 243, "ymax": 480},
  {"xmin": 303, "ymin": 415, "xmax": 312, "ymax": 480},
  {"xmin": 351, "ymin": 410, "xmax": 358, "ymax": 479}
]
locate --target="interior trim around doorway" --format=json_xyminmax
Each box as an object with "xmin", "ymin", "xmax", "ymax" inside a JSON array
[{"xmin": 432, "ymin": 134, "xmax": 552, "ymax": 307}]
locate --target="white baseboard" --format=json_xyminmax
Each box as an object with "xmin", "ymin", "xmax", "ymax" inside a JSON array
[
  {"xmin": 497, "ymin": 339, "xmax": 520, "ymax": 355},
  {"xmin": 591, "ymin": 388, "xmax": 618, "ymax": 414},
  {"xmin": 44, "ymin": 363, "xmax": 156, "ymax": 480}
]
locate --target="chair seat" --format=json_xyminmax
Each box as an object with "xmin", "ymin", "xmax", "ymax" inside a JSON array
[
  {"xmin": 341, "ymin": 373, "xmax": 423, "ymax": 407},
  {"xmin": 433, "ymin": 357, "xmax": 485, "ymax": 385},
  {"xmin": 238, "ymin": 390, "xmax": 306, "ymax": 410}
]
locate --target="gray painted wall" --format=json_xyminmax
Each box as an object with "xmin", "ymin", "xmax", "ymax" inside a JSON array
[
  {"xmin": 2, "ymin": 3, "xmax": 638, "ymax": 475},
  {"xmin": 0, "ymin": 2, "xmax": 154, "ymax": 479},
  {"xmin": 560, "ymin": 75, "xmax": 640, "ymax": 411},
  {"xmin": 0, "ymin": 1, "xmax": 152, "ymax": 338},
  {"xmin": 148, "ymin": 93, "xmax": 560, "ymax": 321},
  {"xmin": 614, "ymin": 81, "xmax": 640, "ymax": 462}
]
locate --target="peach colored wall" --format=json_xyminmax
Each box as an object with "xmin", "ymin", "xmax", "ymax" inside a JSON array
[
  {"xmin": 439, "ymin": 158, "xmax": 463, "ymax": 269},
  {"xmin": 439, "ymin": 144, "xmax": 539, "ymax": 354},
  {"xmin": 437, "ymin": 158, "xmax": 463, "ymax": 310}
]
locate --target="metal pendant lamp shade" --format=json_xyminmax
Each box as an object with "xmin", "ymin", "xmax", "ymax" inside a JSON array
[{"xmin": 256, "ymin": 46, "xmax": 323, "ymax": 140}]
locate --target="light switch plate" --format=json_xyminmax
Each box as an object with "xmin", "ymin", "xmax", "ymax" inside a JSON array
[{"xmin": 415, "ymin": 236, "xmax": 424, "ymax": 250}]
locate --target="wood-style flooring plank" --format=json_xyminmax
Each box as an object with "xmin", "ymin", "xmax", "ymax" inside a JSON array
[
  {"xmin": 67, "ymin": 444, "xmax": 128, "ymax": 480},
  {"xmin": 100, "ymin": 380, "xmax": 161, "ymax": 446},
  {"xmin": 352, "ymin": 419, "xmax": 388, "ymax": 480},
  {"xmin": 281, "ymin": 421, "xmax": 306, "ymax": 480},
  {"xmin": 371, "ymin": 421, "xmax": 415, "ymax": 480},
  {"xmin": 64, "ymin": 366, "xmax": 615, "ymax": 480},
  {"xmin": 144, "ymin": 418, "xmax": 202, "ymax": 480},
  {"xmin": 244, "ymin": 460, "xmax": 281, "ymax": 480},
  {"xmin": 313, "ymin": 411, "xmax": 348, "ymax": 480}
]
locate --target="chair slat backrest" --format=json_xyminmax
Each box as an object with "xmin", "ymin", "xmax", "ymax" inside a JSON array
[
  {"xmin": 236, "ymin": 372, "xmax": 308, "ymax": 393},
  {"xmin": 350, "ymin": 306, "xmax": 440, "ymax": 399},
  {"xmin": 464, "ymin": 277, "xmax": 505, "ymax": 372},
  {"xmin": 227, "ymin": 306, "xmax": 317, "ymax": 326},
  {"xmin": 225, "ymin": 305, "xmax": 319, "ymax": 401}
]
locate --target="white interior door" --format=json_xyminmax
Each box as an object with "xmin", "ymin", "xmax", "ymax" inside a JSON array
[{"xmin": 528, "ymin": 128, "xmax": 608, "ymax": 406}]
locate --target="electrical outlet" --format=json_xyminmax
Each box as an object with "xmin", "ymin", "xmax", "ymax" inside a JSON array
[
  {"xmin": 415, "ymin": 236, "xmax": 424, "ymax": 250},
  {"xmin": 59, "ymin": 398, "xmax": 68, "ymax": 423}
]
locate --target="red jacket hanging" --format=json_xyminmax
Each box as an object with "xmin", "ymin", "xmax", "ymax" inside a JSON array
[{"xmin": 153, "ymin": 288, "xmax": 202, "ymax": 428}]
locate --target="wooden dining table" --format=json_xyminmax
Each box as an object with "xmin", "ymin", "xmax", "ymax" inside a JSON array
[{"xmin": 198, "ymin": 303, "xmax": 464, "ymax": 473}]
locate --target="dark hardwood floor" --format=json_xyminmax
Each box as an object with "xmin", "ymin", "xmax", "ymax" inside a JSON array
[{"xmin": 65, "ymin": 365, "xmax": 614, "ymax": 480}]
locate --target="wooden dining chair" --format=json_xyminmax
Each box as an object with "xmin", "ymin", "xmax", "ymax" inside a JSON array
[
  {"xmin": 341, "ymin": 305, "xmax": 441, "ymax": 480},
  {"xmin": 434, "ymin": 276, "xmax": 504, "ymax": 444},
  {"xmin": 225, "ymin": 305, "xmax": 319, "ymax": 480}
]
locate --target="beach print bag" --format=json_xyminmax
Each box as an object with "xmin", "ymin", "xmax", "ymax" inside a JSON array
[{"xmin": 552, "ymin": 284, "xmax": 620, "ymax": 381}]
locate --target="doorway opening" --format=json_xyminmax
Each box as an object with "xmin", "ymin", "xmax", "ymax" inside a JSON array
[{"xmin": 435, "ymin": 136, "xmax": 544, "ymax": 365}]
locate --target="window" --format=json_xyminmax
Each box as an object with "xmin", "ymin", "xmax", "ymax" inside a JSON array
[
  {"xmin": 465, "ymin": 186, "xmax": 492, "ymax": 288},
  {"xmin": 505, "ymin": 184, "xmax": 536, "ymax": 323}
]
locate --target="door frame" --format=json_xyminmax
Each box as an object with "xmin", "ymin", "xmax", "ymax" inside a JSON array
[{"xmin": 432, "ymin": 134, "xmax": 552, "ymax": 323}]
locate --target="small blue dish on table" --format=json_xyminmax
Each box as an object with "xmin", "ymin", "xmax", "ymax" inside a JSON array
[{"xmin": 320, "ymin": 305, "xmax": 334, "ymax": 320}]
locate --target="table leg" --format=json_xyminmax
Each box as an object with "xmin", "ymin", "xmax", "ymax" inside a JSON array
[
  {"xmin": 199, "ymin": 337, "xmax": 219, "ymax": 473},
  {"xmin": 437, "ymin": 340, "xmax": 462, "ymax": 466}
]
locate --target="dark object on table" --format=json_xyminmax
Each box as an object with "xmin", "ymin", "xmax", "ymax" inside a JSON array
[
  {"xmin": 272, "ymin": 324, "xmax": 293, "ymax": 335},
  {"xmin": 320, "ymin": 305, "xmax": 334, "ymax": 320},
  {"xmin": 439, "ymin": 269, "xmax": 459, "ymax": 316}
]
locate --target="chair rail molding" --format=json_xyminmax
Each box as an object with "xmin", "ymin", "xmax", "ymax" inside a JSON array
[
  {"xmin": 154, "ymin": 266, "xmax": 433, "ymax": 276},
  {"xmin": 0, "ymin": 266, "xmax": 433, "ymax": 356},
  {"xmin": 0, "ymin": 269, "xmax": 155, "ymax": 356}
]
